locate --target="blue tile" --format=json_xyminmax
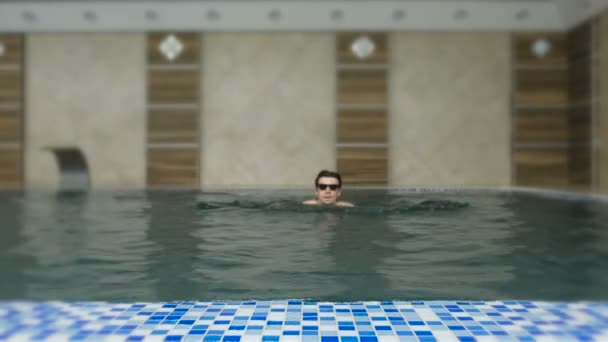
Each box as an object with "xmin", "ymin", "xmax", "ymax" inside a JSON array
[
  {"xmin": 341, "ymin": 337, "xmax": 358, "ymax": 342},
  {"xmin": 457, "ymin": 337, "xmax": 476, "ymax": 342},
  {"xmin": 339, "ymin": 326, "xmax": 355, "ymax": 331},
  {"xmin": 322, "ymin": 337, "xmax": 339, "ymax": 342},
  {"xmin": 207, "ymin": 330, "xmax": 225, "ymax": 335},
  {"xmin": 188, "ymin": 330, "xmax": 206, "ymax": 335},
  {"xmin": 127, "ymin": 336, "xmax": 145, "ymax": 341},
  {"xmin": 375, "ymin": 326, "xmax": 392, "ymax": 331},
  {"xmin": 0, "ymin": 301, "xmax": 607, "ymax": 342},
  {"xmin": 418, "ymin": 338, "xmax": 437, "ymax": 342},
  {"xmin": 359, "ymin": 337, "xmax": 378, "ymax": 342},
  {"xmin": 204, "ymin": 336, "xmax": 222, "ymax": 342},
  {"xmin": 490, "ymin": 331, "xmax": 507, "ymax": 336},
  {"xmin": 407, "ymin": 321, "xmax": 424, "ymax": 326},
  {"xmin": 303, "ymin": 326, "xmax": 319, "ymax": 331},
  {"xmin": 467, "ymin": 325, "xmax": 484, "ymax": 331}
]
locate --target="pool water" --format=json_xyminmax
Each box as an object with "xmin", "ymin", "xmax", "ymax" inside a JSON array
[{"xmin": 1, "ymin": 189, "xmax": 607, "ymax": 302}]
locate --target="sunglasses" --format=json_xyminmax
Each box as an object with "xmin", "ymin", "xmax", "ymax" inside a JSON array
[{"xmin": 317, "ymin": 183, "xmax": 340, "ymax": 191}]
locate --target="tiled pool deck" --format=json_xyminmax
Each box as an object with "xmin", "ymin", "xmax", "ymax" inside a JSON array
[{"xmin": 1, "ymin": 301, "xmax": 607, "ymax": 341}]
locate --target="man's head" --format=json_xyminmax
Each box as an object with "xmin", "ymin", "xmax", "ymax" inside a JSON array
[{"xmin": 314, "ymin": 170, "xmax": 343, "ymax": 205}]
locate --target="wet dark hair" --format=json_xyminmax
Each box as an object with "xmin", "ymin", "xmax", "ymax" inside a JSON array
[{"xmin": 315, "ymin": 170, "xmax": 342, "ymax": 188}]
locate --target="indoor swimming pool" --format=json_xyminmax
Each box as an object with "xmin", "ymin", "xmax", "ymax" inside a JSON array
[{"xmin": 1, "ymin": 189, "xmax": 607, "ymax": 340}]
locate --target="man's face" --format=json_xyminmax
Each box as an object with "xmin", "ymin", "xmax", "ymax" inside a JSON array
[{"xmin": 315, "ymin": 176, "xmax": 342, "ymax": 205}]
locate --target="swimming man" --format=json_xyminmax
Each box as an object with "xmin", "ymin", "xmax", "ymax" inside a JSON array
[{"xmin": 303, "ymin": 170, "xmax": 354, "ymax": 207}]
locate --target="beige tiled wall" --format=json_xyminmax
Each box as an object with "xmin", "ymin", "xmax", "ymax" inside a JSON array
[
  {"xmin": 22, "ymin": 31, "xmax": 515, "ymax": 189},
  {"xmin": 200, "ymin": 33, "xmax": 335, "ymax": 187},
  {"xmin": 598, "ymin": 12, "xmax": 608, "ymax": 193},
  {"xmin": 25, "ymin": 34, "xmax": 146, "ymax": 189},
  {"xmin": 389, "ymin": 32, "xmax": 511, "ymax": 186}
]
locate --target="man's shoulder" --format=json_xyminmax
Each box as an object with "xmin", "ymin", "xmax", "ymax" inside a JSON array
[
  {"xmin": 302, "ymin": 199, "xmax": 320, "ymax": 205},
  {"xmin": 335, "ymin": 201, "xmax": 354, "ymax": 207}
]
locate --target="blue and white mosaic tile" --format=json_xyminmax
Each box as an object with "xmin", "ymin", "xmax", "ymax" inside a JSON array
[{"xmin": 1, "ymin": 301, "xmax": 607, "ymax": 341}]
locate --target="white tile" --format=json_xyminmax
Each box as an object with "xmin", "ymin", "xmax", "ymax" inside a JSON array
[
  {"xmin": 241, "ymin": 335, "xmax": 263, "ymax": 342},
  {"xmin": 473, "ymin": 336, "xmax": 499, "ymax": 342},
  {"xmin": 280, "ymin": 335, "xmax": 301, "ymax": 342},
  {"xmin": 376, "ymin": 336, "xmax": 399, "ymax": 342},
  {"xmin": 428, "ymin": 332, "xmax": 459, "ymax": 342}
]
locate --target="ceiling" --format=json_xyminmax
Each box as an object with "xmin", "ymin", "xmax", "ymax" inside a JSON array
[{"xmin": 0, "ymin": 0, "xmax": 606, "ymax": 32}]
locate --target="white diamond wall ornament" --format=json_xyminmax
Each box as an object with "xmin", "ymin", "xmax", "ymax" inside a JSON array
[
  {"xmin": 0, "ymin": 42, "xmax": 5, "ymax": 57},
  {"xmin": 159, "ymin": 34, "xmax": 184, "ymax": 62},
  {"xmin": 531, "ymin": 38, "xmax": 552, "ymax": 58},
  {"xmin": 350, "ymin": 36, "xmax": 375, "ymax": 60}
]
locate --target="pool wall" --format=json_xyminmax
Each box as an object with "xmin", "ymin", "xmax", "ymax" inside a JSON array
[
  {"xmin": 18, "ymin": 32, "xmax": 511, "ymax": 190},
  {"xmin": 0, "ymin": 5, "xmax": 606, "ymax": 193}
]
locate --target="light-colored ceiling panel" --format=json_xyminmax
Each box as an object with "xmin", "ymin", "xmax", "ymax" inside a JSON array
[{"xmin": 0, "ymin": 0, "xmax": 606, "ymax": 31}]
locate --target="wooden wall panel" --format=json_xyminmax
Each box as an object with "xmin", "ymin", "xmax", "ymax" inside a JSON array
[
  {"xmin": 0, "ymin": 109, "xmax": 20, "ymax": 143},
  {"xmin": 569, "ymin": 145, "xmax": 591, "ymax": 185},
  {"xmin": 0, "ymin": 149, "xmax": 21, "ymax": 187},
  {"xmin": 337, "ymin": 33, "xmax": 388, "ymax": 64},
  {"xmin": 337, "ymin": 108, "xmax": 387, "ymax": 143},
  {"xmin": 568, "ymin": 22, "xmax": 591, "ymax": 62},
  {"xmin": 146, "ymin": 33, "xmax": 200, "ymax": 187},
  {"xmin": 336, "ymin": 32, "xmax": 389, "ymax": 186},
  {"xmin": 514, "ymin": 149, "xmax": 568, "ymax": 187},
  {"xmin": 514, "ymin": 33, "xmax": 567, "ymax": 66},
  {"xmin": 337, "ymin": 147, "xmax": 387, "ymax": 186},
  {"xmin": 513, "ymin": 108, "xmax": 568, "ymax": 144},
  {"xmin": 567, "ymin": 22, "xmax": 592, "ymax": 189},
  {"xmin": 0, "ymin": 34, "xmax": 22, "ymax": 65},
  {"xmin": 147, "ymin": 33, "xmax": 200, "ymax": 65},
  {"xmin": 147, "ymin": 70, "xmax": 198, "ymax": 104},
  {"xmin": 148, "ymin": 109, "xmax": 198, "ymax": 143},
  {"xmin": 337, "ymin": 69, "xmax": 387, "ymax": 104},
  {"xmin": 512, "ymin": 22, "xmax": 595, "ymax": 190},
  {"xmin": 512, "ymin": 32, "xmax": 569, "ymax": 188},
  {"xmin": 0, "ymin": 34, "xmax": 23, "ymax": 189},
  {"xmin": 0, "ymin": 70, "xmax": 22, "ymax": 103},
  {"xmin": 595, "ymin": 13, "xmax": 607, "ymax": 193},
  {"xmin": 147, "ymin": 148, "xmax": 197, "ymax": 186},
  {"xmin": 514, "ymin": 69, "xmax": 568, "ymax": 105},
  {"xmin": 569, "ymin": 59, "xmax": 591, "ymax": 103},
  {"xmin": 569, "ymin": 105, "xmax": 591, "ymax": 143}
]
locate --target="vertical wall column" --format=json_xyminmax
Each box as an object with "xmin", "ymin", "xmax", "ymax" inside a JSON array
[
  {"xmin": 568, "ymin": 22, "xmax": 593, "ymax": 190},
  {"xmin": 336, "ymin": 33, "xmax": 388, "ymax": 186},
  {"xmin": 146, "ymin": 33, "xmax": 200, "ymax": 187},
  {"xmin": 598, "ymin": 12, "xmax": 608, "ymax": 193},
  {"xmin": 0, "ymin": 34, "xmax": 23, "ymax": 189},
  {"xmin": 511, "ymin": 33, "xmax": 569, "ymax": 188}
]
